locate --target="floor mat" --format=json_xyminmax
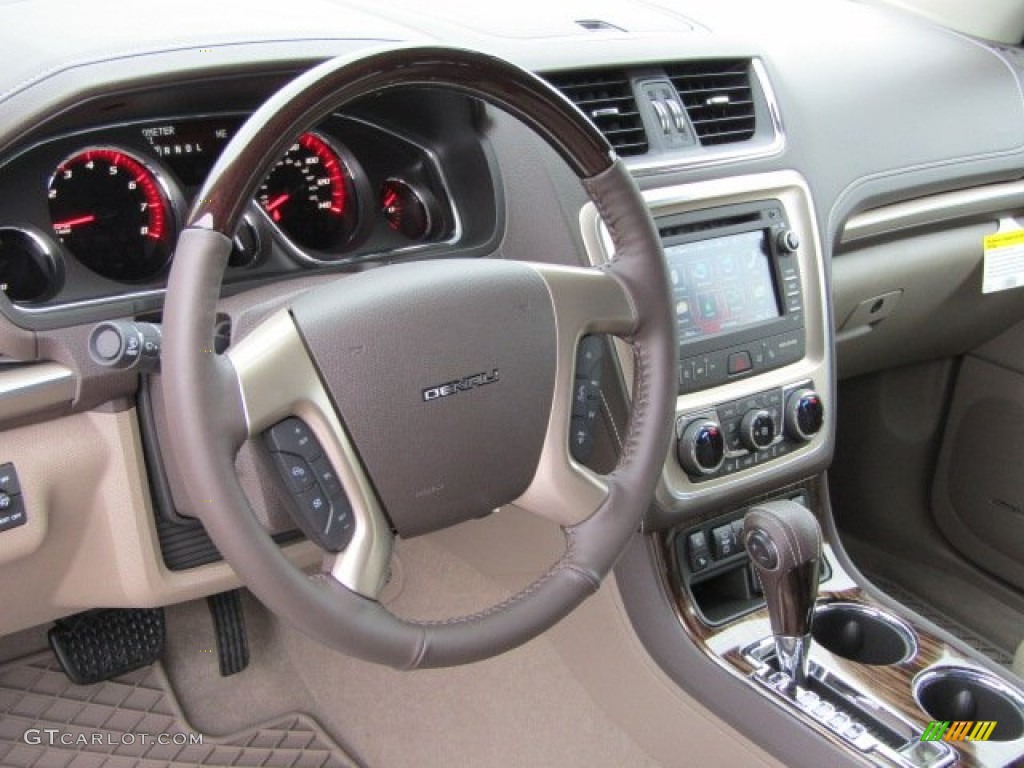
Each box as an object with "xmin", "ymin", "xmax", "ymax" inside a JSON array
[
  {"xmin": 0, "ymin": 651, "xmax": 358, "ymax": 768},
  {"xmin": 867, "ymin": 574, "xmax": 1015, "ymax": 668}
]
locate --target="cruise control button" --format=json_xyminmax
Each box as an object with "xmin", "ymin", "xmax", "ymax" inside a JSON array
[
  {"xmin": 311, "ymin": 457, "xmax": 343, "ymax": 498},
  {"xmin": 274, "ymin": 453, "xmax": 315, "ymax": 494},
  {"xmin": 267, "ymin": 418, "xmax": 323, "ymax": 461}
]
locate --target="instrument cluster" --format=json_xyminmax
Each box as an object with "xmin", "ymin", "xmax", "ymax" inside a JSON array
[{"xmin": 0, "ymin": 112, "xmax": 457, "ymax": 310}]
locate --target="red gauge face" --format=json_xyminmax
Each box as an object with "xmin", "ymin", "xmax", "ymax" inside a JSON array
[
  {"xmin": 47, "ymin": 148, "xmax": 175, "ymax": 282},
  {"xmin": 380, "ymin": 178, "xmax": 435, "ymax": 242},
  {"xmin": 256, "ymin": 132, "xmax": 358, "ymax": 251}
]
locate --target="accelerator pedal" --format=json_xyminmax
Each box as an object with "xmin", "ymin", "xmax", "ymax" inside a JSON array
[
  {"xmin": 207, "ymin": 589, "xmax": 250, "ymax": 676},
  {"xmin": 48, "ymin": 607, "xmax": 165, "ymax": 685}
]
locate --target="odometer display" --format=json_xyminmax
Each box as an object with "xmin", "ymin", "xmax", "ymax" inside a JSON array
[
  {"xmin": 47, "ymin": 148, "xmax": 175, "ymax": 282},
  {"xmin": 257, "ymin": 132, "xmax": 359, "ymax": 251}
]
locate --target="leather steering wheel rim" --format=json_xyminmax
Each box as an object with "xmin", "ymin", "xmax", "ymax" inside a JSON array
[{"xmin": 162, "ymin": 44, "xmax": 677, "ymax": 669}]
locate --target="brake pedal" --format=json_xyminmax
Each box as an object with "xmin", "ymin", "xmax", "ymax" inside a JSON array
[
  {"xmin": 48, "ymin": 608, "xmax": 165, "ymax": 685},
  {"xmin": 206, "ymin": 589, "xmax": 249, "ymax": 676}
]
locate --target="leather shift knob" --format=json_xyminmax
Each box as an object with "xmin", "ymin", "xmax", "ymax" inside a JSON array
[{"xmin": 743, "ymin": 499, "xmax": 822, "ymax": 639}]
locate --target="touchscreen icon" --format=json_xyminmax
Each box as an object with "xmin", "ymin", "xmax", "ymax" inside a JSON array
[
  {"xmin": 697, "ymin": 293, "xmax": 717, "ymax": 320},
  {"xmin": 690, "ymin": 261, "xmax": 711, "ymax": 284}
]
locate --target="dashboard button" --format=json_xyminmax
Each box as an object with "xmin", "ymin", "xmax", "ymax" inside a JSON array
[
  {"xmin": 727, "ymin": 351, "xmax": 753, "ymax": 375},
  {"xmin": 0, "ymin": 463, "xmax": 20, "ymax": 495},
  {"xmin": 710, "ymin": 524, "xmax": 738, "ymax": 559},
  {"xmin": 0, "ymin": 494, "xmax": 26, "ymax": 532}
]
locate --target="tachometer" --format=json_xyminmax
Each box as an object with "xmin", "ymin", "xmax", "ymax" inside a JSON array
[
  {"xmin": 47, "ymin": 147, "xmax": 176, "ymax": 282},
  {"xmin": 256, "ymin": 132, "xmax": 360, "ymax": 252}
]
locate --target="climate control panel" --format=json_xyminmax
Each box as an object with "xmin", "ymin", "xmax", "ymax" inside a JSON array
[{"xmin": 675, "ymin": 381, "xmax": 823, "ymax": 482}]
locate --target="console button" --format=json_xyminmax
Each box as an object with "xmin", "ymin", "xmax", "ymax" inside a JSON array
[
  {"xmin": 679, "ymin": 359, "xmax": 696, "ymax": 389},
  {"xmin": 727, "ymin": 351, "xmax": 753, "ymax": 375},
  {"xmin": 740, "ymin": 409, "xmax": 776, "ymax": 451},
  {"xmin": 785, "ymin": 389, "xmax": 825, "ymax": 442},
  {"xmin": 711, "ymin": 524, "xmax": 738, "ymax": 559},
  {"xmin": 687, "ymin": 530, "xmax": 711, "ymax": 573},
  {"xmin": 678, "ymin": 419, "xmax": 725, "ymax": 476}
]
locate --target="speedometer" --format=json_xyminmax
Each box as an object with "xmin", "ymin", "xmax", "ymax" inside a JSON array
[{"xmin": 256, "ymin": 132, "xmax": 360, "ymax": 252}]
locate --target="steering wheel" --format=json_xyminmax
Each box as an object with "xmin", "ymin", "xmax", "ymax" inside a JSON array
[{"xmin": 162, "ymin": 44, "xmax": 676, "ymax": 669}]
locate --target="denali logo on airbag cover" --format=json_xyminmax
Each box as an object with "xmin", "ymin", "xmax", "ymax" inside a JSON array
[{"xmin": 422, "ymin": 369, "xmax": 499, "ymax": 402}]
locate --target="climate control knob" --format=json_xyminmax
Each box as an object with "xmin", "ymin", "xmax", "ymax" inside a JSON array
[
  {"xmin": 740, "ymin": 408, "xmax": 776, "ymax": 451},
  {"xmin": 785, "ymin": 388, "xmax": 824, "ymax": 442},
  {"xmin": 677, "ymin": 418, "xmax": 726, "ymax": 476}
]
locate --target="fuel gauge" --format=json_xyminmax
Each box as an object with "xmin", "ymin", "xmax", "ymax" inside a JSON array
[{"xmin": 379, "ymin": 178, "xmax": 438, "ymax": 242}]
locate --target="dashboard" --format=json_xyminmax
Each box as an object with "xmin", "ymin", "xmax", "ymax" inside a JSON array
[{"xmin": 0, "ymin": 89, "xmax": 498, "ymax": 328}]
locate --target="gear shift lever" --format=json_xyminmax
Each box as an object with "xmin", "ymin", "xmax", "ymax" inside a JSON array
[{"xmin": 743, "ymin": 499, "xmax": 822, "ymax": 684}]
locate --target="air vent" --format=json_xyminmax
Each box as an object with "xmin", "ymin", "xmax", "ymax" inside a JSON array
[
  {"xmin": 666, "ymin": 60, "xmax": 756, "ymax": 146},
  {"xmin": 545, "ymin": 71, "xmax": 649, "ymax": 157}
]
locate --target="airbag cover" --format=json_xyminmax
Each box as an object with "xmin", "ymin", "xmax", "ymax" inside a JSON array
[{"xmin": 290, "ymin": 259, "xmax": 557, "ymax": 537}]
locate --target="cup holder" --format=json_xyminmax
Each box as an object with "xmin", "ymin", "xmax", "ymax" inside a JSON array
[
  {"xmin": 913, "ymin": 667, "xmax": 1024, "ymax": 742},
  {"xmin": 811, "ymin": 602, "xmax": 916, "ymax": 665}
]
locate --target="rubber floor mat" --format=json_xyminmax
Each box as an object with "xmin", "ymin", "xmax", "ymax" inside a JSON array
[{"xmin": 0, "ymin": 651, "xmax": 358, "ymax": 768}]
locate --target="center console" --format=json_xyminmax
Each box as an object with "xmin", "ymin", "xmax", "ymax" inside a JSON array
[{"xmin": 580, "ymin": 171, "xmax": 1024, "ymax": 768}]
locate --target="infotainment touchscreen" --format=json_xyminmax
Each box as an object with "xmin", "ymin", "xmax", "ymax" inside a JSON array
[{"xmin": 664, "ymin": 230, "xmax": 780, "ymax": 342}]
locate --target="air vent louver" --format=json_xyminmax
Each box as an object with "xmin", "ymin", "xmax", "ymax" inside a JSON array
[
  {"xmin": 667, "ymin": 59, "xmax": 756, "ymax": 146},
  {"xmin": 545, "ymin": 71, "xmax": 649, "ymax": 157}
]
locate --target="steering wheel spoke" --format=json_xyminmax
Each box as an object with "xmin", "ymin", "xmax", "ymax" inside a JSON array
[
  {"xmin": 227, "ymin": 309, "xmax": 393, "ymax": 598},
  {"xmin": 513, "ymin": 264, "xmax": 635, "ymax": 527}
]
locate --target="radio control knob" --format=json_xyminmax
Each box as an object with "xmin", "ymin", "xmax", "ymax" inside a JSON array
[
  {"xmin": 740, "ymin": 409, "xmax": 776, "ymax": 451},
  {"xmin": 776, "ymin": 228, "xmax": 800, "ymax": 253},
  {"xmin": 677, "ymin": 418, "xmax": 725, "ymax": 476},
  {"xmin": 785, "ymin": 389, "xmax": 824, "ymax": 442}
]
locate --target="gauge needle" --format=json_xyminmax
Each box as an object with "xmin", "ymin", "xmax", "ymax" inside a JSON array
[
  {"xmin": 52, "ymin": 214, "xmax": 96, "ymax": 230},
  {"xmin": 263, "ymin": 193, "xmax": 289, "ymax": 222}
]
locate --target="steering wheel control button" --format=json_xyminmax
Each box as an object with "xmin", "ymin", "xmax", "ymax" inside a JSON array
[
  {"xmin": 274, "ymin": 453, "xmax": 315, "ymax": 494},
  {"xmin": 88, "ymin": 320, "xmax": 162, "ymax": 372},
  {"xmin": 311, "ymin": 457, "xmax": 343, "ymax": 498},
  {"xmin": 785, "ymin": 388, "xmax": 824, "ymax": 442},
  {"xmin": 677, "ymin": 418, "xmax": 725, "ymax": 477},
  {"xmin": 570, "ymin": 335, "xmax": 604, "ymax": 464},
  {"xmin": 264, "ymin": 418, "xmax": 355, "ymax": 552},
  {"xmin": 267, "ymin": 418, "xmax": 322, "ymax": 461},
  {"xmin": 744, "ymin": 529, "xmax": 779, "ymax": 570}
]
